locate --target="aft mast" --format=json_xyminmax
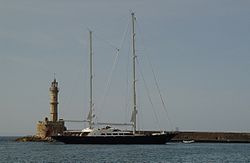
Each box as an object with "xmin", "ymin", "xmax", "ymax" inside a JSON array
[
  {"xmin": 131, "ymin": 12, "xmax": 137, "ymax": 134},
  {"xmin": 87, "ymin": 30, "xmax": 94, "ymax": 129}
]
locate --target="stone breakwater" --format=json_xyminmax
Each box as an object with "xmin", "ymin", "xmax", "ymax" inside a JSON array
[{"xmin": 172, "ymin": 132, "xmax": 250, "ymax": 143}]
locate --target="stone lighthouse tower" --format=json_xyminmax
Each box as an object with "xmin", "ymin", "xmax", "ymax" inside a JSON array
[
  {"xmin": 50, "ymin": 78, "xmax": 59, "ymax": 122},
  {"xmin": 36, "ymin": 78, "xmax": 65, "ymax": 138}
]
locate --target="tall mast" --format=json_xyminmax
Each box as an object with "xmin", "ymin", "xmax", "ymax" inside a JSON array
[
  {"xmin": 131, "ymin": 12, "xmax": 137, "ymax": 134},
  {"xmin": 87, "ymin": 30, "xmax": 93, "ymax": 128}
]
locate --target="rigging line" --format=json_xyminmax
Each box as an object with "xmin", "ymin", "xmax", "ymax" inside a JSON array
[
  {"xmin": 123, "ymin": 18, "xmax": 131, "ymax": 124},
  {"xmin": 133, "ymin": 18, "xmax": 147, "ymax": 57},
  {"xmin": 136, "ymin": 59, "xmax": 161, "ymax": 130},
  {"xmin": 92, "ymin": 32, "xmax": 120, "ymax": 51},
  {"xmin": 99, "ymin": 49, "xmax": 119, "ymax": 106},
  {"xmin": 118, "ymin": 13, "xmax": 132, "ymax": 122},
  {"xmin": 97, "ymin": 17, "xmax": 130, "ymax": 122},
  {"xmin": 147, "ymin": 57, "xmax": 174, "ymax": 130},
  {"xmin": 124, "ymin": 53, "xmax": 130, "ymax": 125},
  {"xmin": 135, "ymin": 19, "xmax": 174, "ymax": 130}
]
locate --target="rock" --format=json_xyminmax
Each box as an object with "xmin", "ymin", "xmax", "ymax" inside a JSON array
[{"xmin": 15, "ymin": 136, "xmax": 55, "ymax": 142}]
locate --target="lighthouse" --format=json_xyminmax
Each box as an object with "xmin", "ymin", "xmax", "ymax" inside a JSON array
[
  {"xmin": 36, "ymin": 78, "xmax": 65, "ymax": 138},
  {"xmin": 49, "ymin": 78, "xmax": 59, "ymax": 122}
]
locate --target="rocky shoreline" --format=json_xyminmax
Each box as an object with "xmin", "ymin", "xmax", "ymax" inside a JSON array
[{"xmin": 15, "ymin": 136, "xmax": 54, "ymax": 142}]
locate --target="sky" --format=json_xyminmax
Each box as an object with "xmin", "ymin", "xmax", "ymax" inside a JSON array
[{"xmin": 0, "ymin": 0, "xmax": 250, "ymax": 136}]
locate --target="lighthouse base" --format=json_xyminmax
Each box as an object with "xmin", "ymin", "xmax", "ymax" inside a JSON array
[{"xmin": 36, "ymin": 118, "xmax": 66, "ymax": 139}]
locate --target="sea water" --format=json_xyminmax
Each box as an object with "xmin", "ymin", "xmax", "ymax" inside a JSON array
[{"xmin": 1, "ymin": 137, "xmax": 250, "ymax": 162}]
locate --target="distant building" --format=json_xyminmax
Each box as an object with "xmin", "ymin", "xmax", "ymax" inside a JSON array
[{"xmin": 36, "ymin": 79, "xmax": 66, "ymax": 138}]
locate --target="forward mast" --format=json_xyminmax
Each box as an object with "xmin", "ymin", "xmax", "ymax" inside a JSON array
[{"xmin": 87, "ymin": 30, "xmax": 94, "ymax": 128}]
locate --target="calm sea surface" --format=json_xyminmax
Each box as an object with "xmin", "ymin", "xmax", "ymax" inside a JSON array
[{"xmin": 1, "ymin": 137, "xmax": 250, "ymax": 163}]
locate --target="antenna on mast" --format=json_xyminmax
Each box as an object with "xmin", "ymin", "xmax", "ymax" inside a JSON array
[{"xmin": 53, "ymin": 73, "xmax": 56, "ymax": 80}]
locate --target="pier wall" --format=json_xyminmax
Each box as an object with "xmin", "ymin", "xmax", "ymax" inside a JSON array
[
  {"xmin": 138, "ymin": 131, "xmax": 250, "ymax": 143},
  {"xmin": 171, "ymin": 131, "xmax": 250, "ymax": 143}
]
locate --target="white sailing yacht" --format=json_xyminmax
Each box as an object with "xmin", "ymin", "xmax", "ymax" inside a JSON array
[{"xmin": 52, "ymin": 13, "xmax": 176, "ymax": 144}]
